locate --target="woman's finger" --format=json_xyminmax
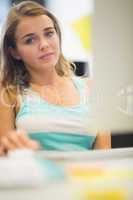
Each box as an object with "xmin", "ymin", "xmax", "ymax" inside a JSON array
[
  {"xmin": 0, "ymin": 145, "xmax": 6, "ymax": 156},
  {"xmin": 0, "ymin": 136, "xmax": 16, "ymax": 151},
  {"xmin": 17, "ymin": 131, "xmax": 40, "ymax": 150},
  {"xmin": 27, "ymin": 139, "xmax": 40, "ymax": 150},
  {"xmin": 7, "ymin": 131, "xmax": 25, "ymax": 148}
]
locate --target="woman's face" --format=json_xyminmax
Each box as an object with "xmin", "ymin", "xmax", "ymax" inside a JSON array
[{"xmin": 13, "ymin": 15, "xmax": 60, "ymax": 74}]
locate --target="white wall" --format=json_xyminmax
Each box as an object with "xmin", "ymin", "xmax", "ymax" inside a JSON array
[{"xmin": 90, "ymin": 0, "xmax": 133, "ymax": 132}]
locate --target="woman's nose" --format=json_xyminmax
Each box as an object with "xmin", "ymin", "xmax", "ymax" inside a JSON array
[{"xmin": 39, "ymin": 37, "xmax": 49, "ymax": 50}]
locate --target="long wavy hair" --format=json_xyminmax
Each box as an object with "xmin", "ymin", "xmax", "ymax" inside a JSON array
[{"xmin": 0, "ymin": 0, "xmax": 75, "ymax": 90}]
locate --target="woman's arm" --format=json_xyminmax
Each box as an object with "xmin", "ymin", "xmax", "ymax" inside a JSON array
[
  {"xmin": 94, "ymin": 132, "xmax": 111, "ymax": 149},
  {"xmin": 0, "ymin": 86, "xmax": 39, "ymax": 155},
  {"xmin": 0, "ymin": 86, "xmax": 16, "ymax": 137}
]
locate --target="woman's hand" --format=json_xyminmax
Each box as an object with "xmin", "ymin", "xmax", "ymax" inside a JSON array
[{"xmin": 0, "ymin": 130, "xmax": 39, "ymax": 156}]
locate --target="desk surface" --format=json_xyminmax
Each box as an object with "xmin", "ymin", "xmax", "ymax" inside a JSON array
[
  {"xmin": 0, "ymin": 148, "xmax": 133, "ymax": 200},
  {"xmin": 37, "ymin": 147, "xmax": 133, "ymax": 161}
]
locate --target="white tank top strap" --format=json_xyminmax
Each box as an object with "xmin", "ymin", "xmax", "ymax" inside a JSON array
[{"xmin": 72, "ymin": 76, "xmax": 87, "ymax": 105}]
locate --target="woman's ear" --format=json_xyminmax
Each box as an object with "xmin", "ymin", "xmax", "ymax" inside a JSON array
[{"xmin": 8, "ymin": 47, "xmax": 21, "ymax": 60}]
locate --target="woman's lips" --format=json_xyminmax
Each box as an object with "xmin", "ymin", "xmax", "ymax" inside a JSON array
[{"xmin": 39, "ymin": 52, "xmax": 54, "ymax": 59}]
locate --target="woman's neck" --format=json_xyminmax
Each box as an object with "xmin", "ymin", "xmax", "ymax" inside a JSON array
[{"xmin": 30, "ymin": 68, "xmax": 62, "ymax": 87}]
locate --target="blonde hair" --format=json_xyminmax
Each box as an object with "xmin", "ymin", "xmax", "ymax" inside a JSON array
[{"xmin": 0, "ymin": 0, "xmax": 75, "ymax": 90}]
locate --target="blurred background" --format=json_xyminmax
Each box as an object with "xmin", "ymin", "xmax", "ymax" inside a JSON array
[{"xmin": 0, "ymin": 0, "xmax": 133, "ymax": 148}]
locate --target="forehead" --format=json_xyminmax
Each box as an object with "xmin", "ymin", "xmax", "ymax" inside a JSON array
[{"xmin": 15, "ymin": 15, "xmax": 54, "ymax": 38}]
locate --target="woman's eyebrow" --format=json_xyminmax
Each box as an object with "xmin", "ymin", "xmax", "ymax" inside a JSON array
[
  {"xmin": 22, "ymin": 33, "xmax": 35, "ymax": 39},
  {"xmin": 21, "ymin": 27, "xmax": 55, "ymax": 40},
  {"xmin": 43, "ymin": 27, "xmax": 55, "ymax": 31}
]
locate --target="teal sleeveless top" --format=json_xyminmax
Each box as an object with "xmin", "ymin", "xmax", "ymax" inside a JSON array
[{"xmin": 16, "ymin": 76, "xmax": 96, "ymax": 151}]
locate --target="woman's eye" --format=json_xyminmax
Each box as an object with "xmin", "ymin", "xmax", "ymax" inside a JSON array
[
  {"xmin": 45, "ymin": 31, "xmax": 54, "ymax": 38},
  {"xmin": 25, "ymin": 37, "xmax": 35, "ymax": 44}
]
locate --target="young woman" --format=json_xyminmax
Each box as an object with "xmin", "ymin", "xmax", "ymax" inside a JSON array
[{"xmin": 0, "ymin": 1, "xmax": 111, "ymax": 154}]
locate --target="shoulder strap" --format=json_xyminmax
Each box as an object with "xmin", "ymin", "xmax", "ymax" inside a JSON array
[
  {"xmin": 72, "ymin": 76, "xmax": 87, "ymax": 104},
  {"xmin": 72, "ymin": 76, "xmax": 86, "ymax": 88}
]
